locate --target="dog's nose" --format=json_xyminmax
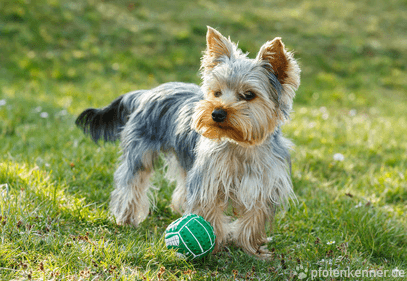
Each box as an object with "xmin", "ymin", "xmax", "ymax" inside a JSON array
[{"xmin": 212, "ymin": 108, "xmax": 227, "ymax": 122}]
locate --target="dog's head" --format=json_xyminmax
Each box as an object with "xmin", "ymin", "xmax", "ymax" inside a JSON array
[{"xmin": 192, "ymin": 26, "xmax": 300, "ymax": 146}]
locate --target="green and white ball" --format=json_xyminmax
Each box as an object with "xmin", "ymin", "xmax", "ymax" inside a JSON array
[{"xmin": 165, "ymin": 214, "xmax": 216, "ymax": 259}]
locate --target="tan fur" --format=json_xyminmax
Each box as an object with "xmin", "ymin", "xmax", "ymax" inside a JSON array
[
  {"xmin": 256, "ymin": 38, "xmax": 301, "ymax": 118},
  {"xmin": 202, "ymin": 27, "xmax": 233, "ymax": 72},
  {"xmin": 192, "ymin": 97, "xmax": 279, "ymax": 146},
  {"xmin": 258, "ymin": 38, "xmax": 289, "ymax": 84},
  {"xmin": 230, "ymin": 205, "xmax": 270, "ymax": 258}
]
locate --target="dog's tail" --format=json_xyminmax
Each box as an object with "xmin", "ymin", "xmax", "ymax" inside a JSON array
[{"xmin": 75, "ymin": 92, "xmax": 140, "ymax": 143}]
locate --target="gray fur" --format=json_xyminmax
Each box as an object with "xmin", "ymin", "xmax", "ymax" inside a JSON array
[
  {"xmin": 76, "ymin": 80, "xmax": 292, "ymax": 207},
  {"xmin": 114, "ymin": 82, "xmax": 202, "ymax": 189}
]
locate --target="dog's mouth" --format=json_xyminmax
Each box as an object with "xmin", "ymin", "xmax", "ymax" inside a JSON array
[
  {"xmin": 200, "ymin": 124, "xmax": 250, "ymax": 144},
  {"xmin": 191, "ymin": 101, "xmax": 256, "ymax": 145}
]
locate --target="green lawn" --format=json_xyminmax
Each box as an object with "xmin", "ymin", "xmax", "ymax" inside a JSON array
[{"xmin": 1, "ymin": 0, "xmax": 406, "ymax": 280}]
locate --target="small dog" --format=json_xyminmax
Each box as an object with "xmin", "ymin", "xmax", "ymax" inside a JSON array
[{"xmin": 76, "ymin": 26, "xmax": 300, "ymax": 259}]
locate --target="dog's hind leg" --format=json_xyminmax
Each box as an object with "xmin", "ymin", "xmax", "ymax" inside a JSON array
[
  {"xmin": 110, "ymin": 147, "xmax": 157, "ymax": 227},
  {"xmin": 163, "ymin": 154, "xmax": 188, "ymax": 214},
  {"xmin": 171, "ymin": 177, "xmax": 187, "ymax": 214}
]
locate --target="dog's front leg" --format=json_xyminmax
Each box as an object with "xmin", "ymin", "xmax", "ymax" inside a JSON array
[
  {"xmin": 230, "ymin": 206, "xmax": 272, "ymax": 259},
  {"xmin": 186, "ymin": 196, "xmax": 229, "ymax": 254}
]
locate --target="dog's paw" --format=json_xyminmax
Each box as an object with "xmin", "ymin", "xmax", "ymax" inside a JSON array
[
  {"xmin": 255, "ymin": 245, "xmax": 273, "ymax": 260},
  {"xmin": 115, "ymin": 212, "xmax": 140, "ymax": 227}
]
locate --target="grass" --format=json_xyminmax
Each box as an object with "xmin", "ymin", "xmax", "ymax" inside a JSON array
[{"xmin": 1, "ymin": 0, "xmax": 406, "ymax": 280}]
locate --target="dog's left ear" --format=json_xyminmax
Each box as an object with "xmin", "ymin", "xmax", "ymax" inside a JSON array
[{"xmin": 256, "ymin": 38, "xmax": 300, "ymax": 113}]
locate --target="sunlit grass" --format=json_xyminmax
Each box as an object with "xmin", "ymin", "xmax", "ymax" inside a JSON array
[{"xmin": 1, "ymin": 0, "xmax": 406, "ymax": 279}]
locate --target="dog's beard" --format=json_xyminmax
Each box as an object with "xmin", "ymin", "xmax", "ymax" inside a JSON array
[{"xmin": 192, "ymin": 99, "xmax": 279, "ymax": 146}]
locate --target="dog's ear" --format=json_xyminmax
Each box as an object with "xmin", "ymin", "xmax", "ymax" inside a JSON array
[
  {"xmin": 256, "ymin": 37, "xmax": 300, "ymax": 114},
  {"xmin": 201, "ymin": 26, "xmax": 235, "ymax": 71}
]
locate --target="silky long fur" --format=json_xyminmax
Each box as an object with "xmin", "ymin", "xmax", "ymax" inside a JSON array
[{"xmin": 76, "ymin": 26, "xmax": 300, "ymax": 259}]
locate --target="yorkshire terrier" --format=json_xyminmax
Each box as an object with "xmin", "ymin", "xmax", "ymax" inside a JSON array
[{"xmin": 76, "ymin": 26, "xmax": 300, "ymax": 259}]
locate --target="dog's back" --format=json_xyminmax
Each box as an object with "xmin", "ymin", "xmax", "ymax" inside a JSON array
[{"xmin": 76, "ymin": 83, "xmax": 200, "ymax": 142}]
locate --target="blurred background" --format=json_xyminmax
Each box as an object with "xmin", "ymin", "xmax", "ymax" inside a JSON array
[
  {"xmin": 1, "ymin": 0, "xmax": 406, "ymax": 111},
  {"xmin": 0, "ymin": 0, "xmax": 406, "ymax": 278}
]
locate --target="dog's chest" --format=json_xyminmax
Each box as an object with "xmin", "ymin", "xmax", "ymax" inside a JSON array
[
  {"xmin": 189, "ymin": 137, "xmax": 292, "ymax": 209},
  {"xmin": 197, "ymin": 139, "xmax": 273, "ymax": 191}
]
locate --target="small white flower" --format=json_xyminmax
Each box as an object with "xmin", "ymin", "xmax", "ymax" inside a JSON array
[
  {"xmin": 349, "ymin": 109, "xmax": 357, "ymax": 116},
  {"xmin": 327, "ymin": 241, "xmax": 335, "ymax": 245},
  {"xmin": 40, "ymin": 112, "xmax": 49, "ymax": 118},
  {"xmin": 322, "ymin": 113, "xmax": 329, "ymax": 120},
  {"xmin": 34, "ymin": 106, "xmax": 42, "ymax": 112},
  {"xmin": 0, "ymin": 99, "xmax": 6, "ymax": 106},
  {"xmin": 333, "ymin": 153, "xmax": 345, "ymax": 161},
  {"xmin": 355, "ymin": 202, "xmax": 363, "ymax": 208}
]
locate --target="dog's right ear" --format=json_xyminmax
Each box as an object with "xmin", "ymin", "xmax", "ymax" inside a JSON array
[{"xmin": 201, "ymin": 26, "xmax": 235, "ymax": 72}]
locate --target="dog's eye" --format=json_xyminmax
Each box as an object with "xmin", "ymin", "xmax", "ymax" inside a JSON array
[
  {"xmin": 242, "ymin": 91, "xmax": 256, "ymax": 101},
  {"xmin": 214, "ymin": 91, "xmax": 222, "ymax": 97}
]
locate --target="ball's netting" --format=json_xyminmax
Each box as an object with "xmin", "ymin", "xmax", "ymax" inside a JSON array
[{"xmin": 165, "ymin": 214, "xmax": 216, "ymax": 259}]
